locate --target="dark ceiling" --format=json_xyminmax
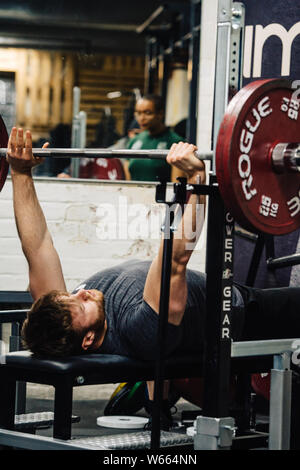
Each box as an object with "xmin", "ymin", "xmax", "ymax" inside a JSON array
[{"xmin": 0, "ymin": 0, "xmax": 193, "ymax": 55}]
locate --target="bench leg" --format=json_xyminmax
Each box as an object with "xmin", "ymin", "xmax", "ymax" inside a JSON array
[
  {"xmin": 0, "ymin": 376, "xmax": 16, "ymax": 430},
  {"xmin": 53, "ymin": 383, "xmax": 73, "ymax": 440}
]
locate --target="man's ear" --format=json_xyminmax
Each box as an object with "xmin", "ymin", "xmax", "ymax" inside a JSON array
[{"xmin": 81, "ymin": 331, "xmax": 95, "ymax": 351}]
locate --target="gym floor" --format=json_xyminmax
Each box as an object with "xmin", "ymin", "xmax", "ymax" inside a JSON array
[
  {"xmin": 25, "ymin": 383, "xmax": 199, "ymax": 440},
  {"xmin": 23, "ymin": 385, "xmax": 271, "ymax": 452}
]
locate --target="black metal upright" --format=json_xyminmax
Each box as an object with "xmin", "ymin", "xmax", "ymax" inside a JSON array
[
  {"xmin": 150, "ymin": 211, "xmax": 174, "ymax": 450},
  {"xmin": 150, "ymin": 179, "xmax": 186, "ymax": 450},
  {"xmin": 186, "ymin": 0, "xmax": 201, "ymax": 143},
  {"xmin": 202, "ymin": 175, "xmax": 235, "ymax": 418}
]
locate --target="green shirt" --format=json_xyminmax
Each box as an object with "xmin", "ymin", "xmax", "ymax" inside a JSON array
[{"xmin": 126, "ymin": 128, "xmax": 182, "ymax": 181}]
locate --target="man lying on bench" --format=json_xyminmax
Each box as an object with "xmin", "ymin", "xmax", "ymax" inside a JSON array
[{"xmin": 6, "ymin": 127, "xmax": 300, "ymax": 432}]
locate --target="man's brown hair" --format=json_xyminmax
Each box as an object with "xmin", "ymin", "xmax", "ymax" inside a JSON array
[{"xmin": 21, "ymin": 290, "xmax": 96, "ymax": 357}]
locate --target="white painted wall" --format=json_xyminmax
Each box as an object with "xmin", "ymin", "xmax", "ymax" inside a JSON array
[{"xmin": 0, "ymin": 177, "xmax": 206, "ymax": 293}]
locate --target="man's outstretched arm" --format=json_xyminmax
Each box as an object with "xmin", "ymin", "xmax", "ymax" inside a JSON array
[
  {"xmin": 7, "ymin": 127, "xmax": 66, "ymax": 300},
  {"xmin": 143, "ymin": 142, "xmax": 206, "ymax": 325}
]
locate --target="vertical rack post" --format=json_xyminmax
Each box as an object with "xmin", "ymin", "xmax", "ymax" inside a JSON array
[
  {"xmin": 150, "ymin": 179, "xmax": 186, "ymax": 450},
  {"xmin": 202, "ymin": 178, "xmax": 235, "ymax": 418},
  {"xmin": 71, "ymin": 87, "xmax": 86, "ymax": 178},
  {"xmin": 201, "ymin": 0, "xmax": 235, "ymax": 420},
  {"xmin": 145, "ymin": 38, "xmax": 157, "ymax": 94},
  {"xmin": 186, "ymin": 0, "xmax": 201, "ymax": 143},
  {"xmin": 212, "ymin": 0, "xmax": 232, "ymax": 173}
]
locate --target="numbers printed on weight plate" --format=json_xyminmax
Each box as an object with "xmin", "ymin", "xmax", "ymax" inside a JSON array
[
  {"xmin": 280, "ymin": 96, "xmax": 299, "ymax": 120},
  {"xmin": 287, "ymin": 191, "xmax": 300, "ymax": 218},
  {"xmin": 259, "ymin": 195, "xmax": 279, "ymax": 218}
]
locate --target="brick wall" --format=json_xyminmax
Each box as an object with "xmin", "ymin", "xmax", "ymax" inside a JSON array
[{"xmin": 0, "ymin": 178, "xmax": 206, "ymax": 293}]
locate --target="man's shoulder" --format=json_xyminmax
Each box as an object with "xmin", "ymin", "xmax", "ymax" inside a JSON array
[{"xmin": 71, "ymin": 261, "xmax": 143, "ymax": 293}]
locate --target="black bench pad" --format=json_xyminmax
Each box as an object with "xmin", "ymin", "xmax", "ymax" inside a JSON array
[
  {"xmin": 1, "ymin": 351, "xmax": 203, "ymax": 386},
  {"xmin": 0, "ymin": 350, "xmax": 273, "ymax": 387}
]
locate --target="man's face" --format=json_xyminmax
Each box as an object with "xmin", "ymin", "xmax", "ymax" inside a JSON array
[
  {"xmin": 134, "ymin": 99, "xmax": 163, "ymax": 133},
  {"xmin": 63, "ymin": 289, "xmax": 105, "ymax": 334}
]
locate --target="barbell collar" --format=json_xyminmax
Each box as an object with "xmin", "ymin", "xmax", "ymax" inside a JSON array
[
  {"xmin": 0, "ymin": 147, "xmax": 213, "ymax": 161},
  {"xmin": 272, "ymin": 143, "xmax": 300, "ymax": 174}
]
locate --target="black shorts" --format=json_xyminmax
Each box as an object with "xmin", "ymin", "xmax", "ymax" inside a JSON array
[{"xmin": 237, "ymin": 285, "xmax": 300, "ymax": 342}]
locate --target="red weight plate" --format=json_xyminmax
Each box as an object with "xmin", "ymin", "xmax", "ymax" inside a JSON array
[
  {"xmin": 216, "ymin": 79, "xmax": 300, "ymax": 235},
  {"xmin": 0, "ymin": 115, "xmax": 8, "ymax": 192}
]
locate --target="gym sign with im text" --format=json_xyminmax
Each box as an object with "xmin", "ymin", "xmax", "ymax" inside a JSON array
[{"xmin": 240, "ymin": 0, "xmax": 300, "ymax": 85}]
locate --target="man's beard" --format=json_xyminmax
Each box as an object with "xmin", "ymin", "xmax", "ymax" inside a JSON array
[{"xmin": 87, "ymin": 289, "xmax": 105, "ymax": 339}]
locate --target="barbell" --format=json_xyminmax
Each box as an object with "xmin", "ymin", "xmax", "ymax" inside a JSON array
[
  {"xmin": 0, "ymin": 78, "xmax": 299, "ymax": 236},
  {"xmin": 0, "ymin": 147, "xmax": 213, "ymax": 160}
]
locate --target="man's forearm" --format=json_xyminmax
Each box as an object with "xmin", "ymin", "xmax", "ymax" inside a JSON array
[
  {"xmin": 151, "ymin": 170, "xmax": 206, "ymax": 281},
  {"xmin": 143, "ymin": 143, "xmax": 206, "ymax": 319},
  {"xmin": 172, "ymin": 171, "xmax": 206, "ymax": 268},
  {"xmin": 12, "ymin": 171, "xmax": 51, "ymax": 260}
]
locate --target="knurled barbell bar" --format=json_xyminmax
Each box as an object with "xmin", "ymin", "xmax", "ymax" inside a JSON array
[
  {"xmin": 0, "ymin": 78, "xmax": 299, "ymax": 236},
  {"xmin": 0, "ymin": 147, "xmax": 213, "ymax": 160}
]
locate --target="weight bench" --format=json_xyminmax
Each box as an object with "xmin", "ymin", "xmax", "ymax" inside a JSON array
[
  {"xmin": 0, "ymin": 351, "xmax": 203, "ymax": 441},
  {"xmin": 0, "ymin": 339, "xmax": 293, "ymax": 450}
]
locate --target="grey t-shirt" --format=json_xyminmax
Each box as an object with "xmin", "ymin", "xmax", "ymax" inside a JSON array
[{"xmin": 72, "ymin": 260, "xmax": 244, "ymax": 360}]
